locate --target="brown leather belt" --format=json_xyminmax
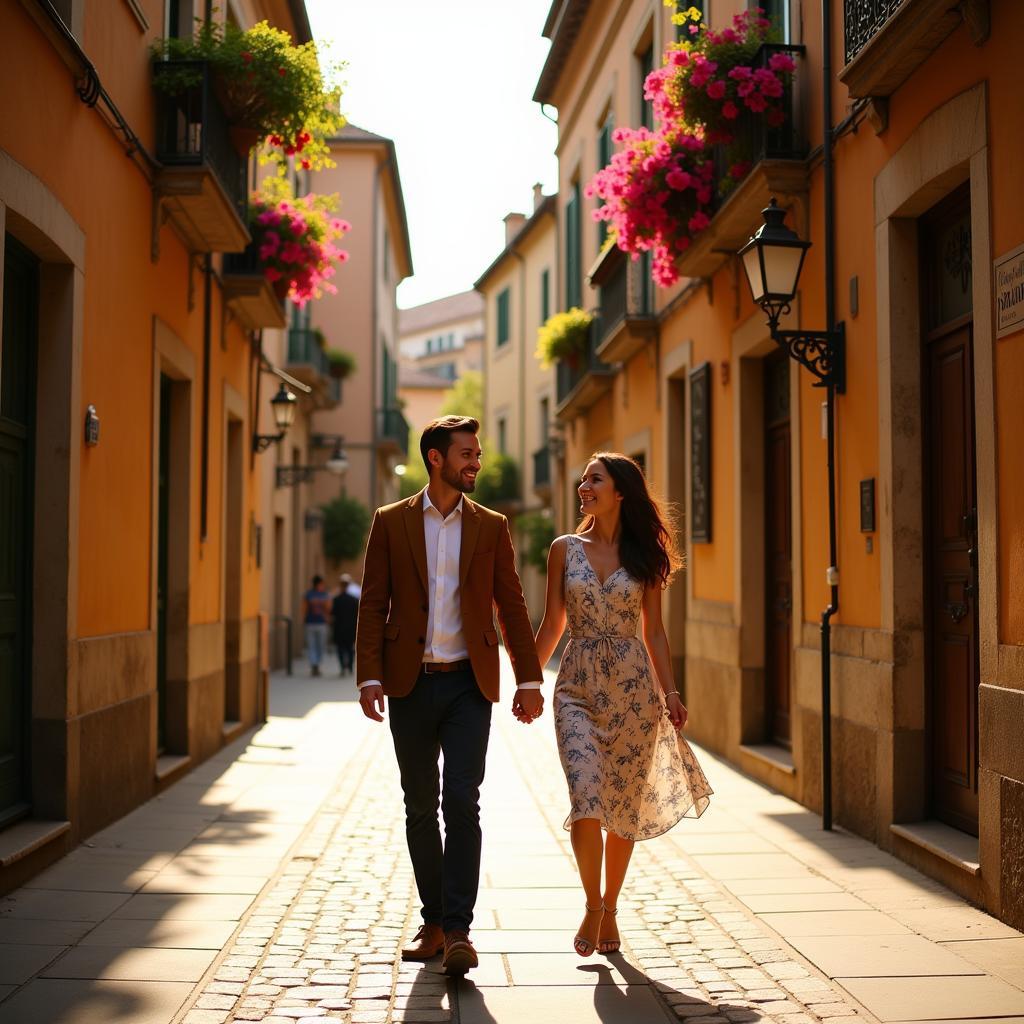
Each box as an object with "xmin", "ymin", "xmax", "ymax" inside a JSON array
[{"xmin": 421, "ymin": 659, "xmax": 472, "ymax": 674}]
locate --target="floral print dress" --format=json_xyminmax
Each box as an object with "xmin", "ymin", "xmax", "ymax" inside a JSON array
[{"xmin": 554, "ymin": 535, "xmax": 713, "ymax": 840}]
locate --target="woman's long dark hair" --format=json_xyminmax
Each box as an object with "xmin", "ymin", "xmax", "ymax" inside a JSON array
[{"xmin": 576, "ymin": 452, "xmax": 683, "ymax": 589}]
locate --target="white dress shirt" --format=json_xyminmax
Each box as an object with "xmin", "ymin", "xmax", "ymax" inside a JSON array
[{"xmin": 358, "ymin": 490, "xmax": 541, "ymax": 691}]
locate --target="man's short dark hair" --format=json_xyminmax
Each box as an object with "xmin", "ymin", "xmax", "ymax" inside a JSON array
[
  {"xmin": 312, "ymin": 574, "xmax": 323, "ymax": 586},
  {"xmin": 419, "ymin": 415, "xmax": 480, "ymax": 473}
]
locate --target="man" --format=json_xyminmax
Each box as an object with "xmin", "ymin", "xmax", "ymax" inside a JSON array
[
  {"xmin": 331, "ymin": 574, "xmax": 359, "ymax": 676},
  {"xmin": 356, "ymin": 415, "xmax": 544, "ymax": 975},
  {"xmin": 301, "ymin": 575, "xmax": 330, "ymax": 678}
]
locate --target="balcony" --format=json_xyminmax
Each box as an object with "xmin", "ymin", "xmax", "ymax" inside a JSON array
[
  {"xmin": 153, "ymin": 60, "xmax": 250, "ymax": 254},
  {"xmin": 532, "ymin": 445, "xmax": 551, "ymax": 497},
  {"xmin": 285, "ymin": 328, "xmax": 337, "ymax": 409},
  {"xmin": 588, "ymin": 246, "xmax": 657, "ymax": 365},
  {"xmin": 555, "ymin": 314, "xmax": 616, "ymax": 422},
  {"xmin": 839, "ymin": 0, "xmax": 987, "ymax": 99},
  {"xmin": 676, "ymin": 44, "xmax": 808, "ymax": 280},
  {"xmin": 222, "ymin": 244, "xmax": 286, "ymax": 331},
  {"xmin": 376, "ymin": 407, "xmax": 411, "ymax": 458}
]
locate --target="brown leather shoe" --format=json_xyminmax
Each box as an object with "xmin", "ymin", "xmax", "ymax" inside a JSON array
[
  {"xmin": 401, "ymin": 923, "xmax": 444, "ymax": 961},
  {"xmin": 442, "ymin": 930, "xmax": 478, "ymax": 975}
]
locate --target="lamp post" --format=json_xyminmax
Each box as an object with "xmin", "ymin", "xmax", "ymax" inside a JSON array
[
  {"xmin": 738, "ymin": 198, "xmax": 844, "ymax": 830},
  {"xmin": 252, "ymin": 383, "xmax": 298, "ymax": 453}
]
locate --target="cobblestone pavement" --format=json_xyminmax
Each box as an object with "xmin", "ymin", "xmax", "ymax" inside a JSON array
[{"xmin": 3, "ymin": 659, "xmax": 1023, "ymax": 1024}]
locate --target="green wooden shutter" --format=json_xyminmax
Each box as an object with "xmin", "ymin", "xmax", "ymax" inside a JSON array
[
  {"xmin": 497, "ymin": 288, "xmax": 510, "ymax": 346},
  {"xmin": 597, "ymin": 116, "xmax": 613, "ymax": 247},
  {"xmin": 566, "ymin": 182, "xmax": 581, "ymax": 310},
  {"xmin": 541, "ymin": 268, "xmax": 550, "ymax": 324}
]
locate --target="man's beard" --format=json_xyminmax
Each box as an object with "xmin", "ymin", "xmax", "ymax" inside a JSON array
[{"xmin": 441, "ymin": 461, "xmax": 475, "ymax": 493}]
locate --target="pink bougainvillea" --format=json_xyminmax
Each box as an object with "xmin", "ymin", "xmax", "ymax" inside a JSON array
[
  {"xmin": 249, "ymin": 192, "xmax": 350, "ymax": 306},
  {"xmin": 588, "ymin": 4, "xmax": 797, "ymax": 287}
]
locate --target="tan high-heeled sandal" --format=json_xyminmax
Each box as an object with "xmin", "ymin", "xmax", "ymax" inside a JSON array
[
  {"xmin": 574, "ymin": 903, "xmax": 604, "ymax": 957},
  {"xmin": 598, "ymin": 904, "xmax": 620, "ymax": 954}
]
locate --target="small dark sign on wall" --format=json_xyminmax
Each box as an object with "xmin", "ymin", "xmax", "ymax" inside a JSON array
[
  {"xmin": 690, "ymin": 362, "xmax": 712, "ymax": 543},
  {"xmin": 860, "ymin": 478, "xmax": 876, "ymax": 533}
]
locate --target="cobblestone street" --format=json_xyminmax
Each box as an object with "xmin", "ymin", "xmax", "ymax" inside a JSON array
[{"xmin": 2, "ymin": 659, "xmax": 1023, "ymax": 1024}]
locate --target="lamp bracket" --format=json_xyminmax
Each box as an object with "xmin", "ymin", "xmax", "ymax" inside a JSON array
[
  {"xmin": 770, "ymin": 321, "xmax": 845, "ymax": 394},
  {"xmin": 276, "ymin": 465, "xmax": 323, "ymax": 487},
  {"xmin": 252, "ymin": 432, "xmax": 284, "ymax": 454}
]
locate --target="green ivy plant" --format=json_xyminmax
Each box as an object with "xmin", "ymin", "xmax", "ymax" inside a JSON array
[
  {"xmin": 152, "ymin": 15, "xmax": 344, "ymax": 172},
  {"xmin": 536, "ymin": 308, "xmax": 593, "ymax": 369},
  {"xmin": 473, "ymin": 453, "xmax": 520, "ymax": 506}
]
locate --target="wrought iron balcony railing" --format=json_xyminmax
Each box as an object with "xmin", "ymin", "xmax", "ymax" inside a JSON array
[
  {"xmin": 377, "ymin": 407, "xmax": 411, "ymax": 457},
  {"xmin": 709, "ymin": 43, "xmax": 806, "ymax": 207},
  {"xmin": 287, "ymin": 328, "xmax": 330, "ymax": 377},
  {"xmin": 153, "ymin": 60, "xmax": 247, "ymax": 227},
  {"xmin": 556, "ymin": 313, "xmax": 616, "ymax": 411},
  {"xmin": 844, "ymin": 0, "xmax": 904, "ymax": 64}
]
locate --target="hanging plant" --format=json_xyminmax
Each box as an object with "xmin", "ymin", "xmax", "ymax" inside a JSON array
[
  {"xmin": 152, "ymin": 16, "xmax": 344, "ymax": 171},
  {"xmin": 324, "ymin": 348, "xmax": 357, "ymax": 379},
  {"xmin": 536, "ymin": 308, "xmax": 593, "ymax": 369},
  {"xmin": 248, "ymin": 183, "xmax": 350, "ymax": 307}
]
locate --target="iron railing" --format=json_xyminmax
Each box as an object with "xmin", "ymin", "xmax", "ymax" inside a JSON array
[
  {"xmin": 533, "ymin": 446, "xmax": 551, "ymax": 488},
  {"xmin": 287, "ymin": 328, "xmax": 330, "ymax": 377},
  {"xmin": 152, "ymin": 59, "xmax": 247, "ymax": 226},
  {"xmin": 377, "ymin": 407, "xmax": 411, "ymax": 457},
  {"xmin": 556, "ymin": 313, "xmax": 615, "ymax": 406},
  {"xmin": 709, "ymin": 44, "xmax": 806, "ymax": 206},
  {"xmin": 223, "ymin": 241, "xmax": 261, "ymax": 276},
  {"xmin": 597, "ymin": 252, "xmax": 654, "ymax": 339},
  {"xmin": 844, "ymin": 0, "xmax": 905, "ymax": 64}
]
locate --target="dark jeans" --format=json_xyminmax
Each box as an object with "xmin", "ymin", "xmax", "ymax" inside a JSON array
[
  {"xmin": 388, "ymin": 668, "xmax": 492, "ymax": 933},
  {"xmin": 335, "ymin": 637, "xmax": 354, "ymax": 673}
]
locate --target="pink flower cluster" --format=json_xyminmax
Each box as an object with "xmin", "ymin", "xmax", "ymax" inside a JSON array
[
  {"xmin": 250, "ymin": 194, "xmax": 350, "ymax": 307},
  {"xmin": 589, "ymin": 7, "xmax": 796, "ymax": 287},
  {"xmin": 586, "ymin": 126, "xmax": 714, "ymax": 287}
]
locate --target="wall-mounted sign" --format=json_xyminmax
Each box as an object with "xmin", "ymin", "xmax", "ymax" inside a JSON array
[
  {"xmin": 860, "ymin": 478, "xmax": 876, "ymax": 533},
  {"xmin": 689, "ymin": 362, "xmax": 712, "ymax": 544},
  {"xmin": 995, "ymin": 242, "xmax": 1024, "ymax": 339}
]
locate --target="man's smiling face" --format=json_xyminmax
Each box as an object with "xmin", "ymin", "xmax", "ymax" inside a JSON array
[{"xmin": 437, "ymin": 431, "xmax": 482, "ymax": 493}]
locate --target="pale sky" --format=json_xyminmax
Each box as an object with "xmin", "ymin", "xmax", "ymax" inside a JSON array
[{"xmin": 305, "ymin": 0, "xmax": 560, "ymax": 310}]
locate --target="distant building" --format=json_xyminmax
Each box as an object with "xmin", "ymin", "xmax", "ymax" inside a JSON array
[{"xmin": 397, "ymin": 290, "xmax": 484, "ymax": 424}]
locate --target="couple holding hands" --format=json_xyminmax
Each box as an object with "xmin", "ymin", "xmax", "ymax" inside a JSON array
[{"xmin": 355, "ymin": 415, "xmax": 712, "ymax": 976}]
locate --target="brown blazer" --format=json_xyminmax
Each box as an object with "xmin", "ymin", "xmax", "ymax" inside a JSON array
[
  {"xmin": 354, "ymin": 489, "xmax": 544, "ymax": 704},
  {"xmin": 355, "ymin": 490, "xmax": 543, "ymax": 702}
]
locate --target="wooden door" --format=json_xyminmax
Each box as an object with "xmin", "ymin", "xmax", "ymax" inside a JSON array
[
  {"xmin": 0, "ymin": 235, "xmax": 38, "ymax": 825},
  {"xmin": 157, "ymin": 375, "xmax": 171, "ymax": 752},
  {"xmin": 921, "ymin": 185, "xmax": 979, "ymax": 834},
  {"xmin": 764, "ymin": 352, "xmax": 792, "ymax": 745},
  {"xmin": 925, "ymin": 325, "xmax": 979, "ymax": 833}
]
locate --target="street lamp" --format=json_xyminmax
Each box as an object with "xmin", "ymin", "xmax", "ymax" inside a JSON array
[
  {"xmin": 252, "ymin": 383, "xmax": 298, "ymax": 453},
  {"xmin": 275, "ymin": 441, "xmax": 350, "ymax": 487},
  {"xmin": 738, "ymin": 198, "xmax": 844, "ymax": 831}
]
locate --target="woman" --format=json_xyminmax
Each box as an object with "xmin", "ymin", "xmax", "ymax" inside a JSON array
[{"xmin": 534, "ymin": 453, "xmax": 712, "ymax": 957}]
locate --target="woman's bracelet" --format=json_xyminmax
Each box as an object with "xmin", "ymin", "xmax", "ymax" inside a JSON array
[{"xmin": 663, "ymin": 691, "xmax": 680, "ymax": 700}]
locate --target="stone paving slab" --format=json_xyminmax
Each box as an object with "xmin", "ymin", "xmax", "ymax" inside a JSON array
[{"xmin": 3, "ymin": 657, "xmax": 1023, "ymax": 1024}]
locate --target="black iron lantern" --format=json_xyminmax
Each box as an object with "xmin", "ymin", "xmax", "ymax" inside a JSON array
[
  {"xmin": 738, "ymin": 198, "xmax": 811, "ymax": 322},
  {"xmin": 325, "ymin": 445, "xmax": 349, "ymax": 476},
  {"xmin": 270, "ymin": 383, "xmax": 298, "ymax": 432}
]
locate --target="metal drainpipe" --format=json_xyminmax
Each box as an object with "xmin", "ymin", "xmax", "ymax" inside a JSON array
[
  {"xmin": 370, "ymin": 159, "xmax": 385, "ymax": 507},
  {"xmin": 201, "ymin": 254, "xmax": 212, "ymax": 541},
  {"xmin": 820, "ymin": 0, "xmax": 839, "ymax": 831}
]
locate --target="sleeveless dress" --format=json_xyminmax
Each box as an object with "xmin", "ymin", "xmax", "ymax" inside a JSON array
[{"xmin": 553, "ymin": 535, "xmax": 713, "ymax": 841}]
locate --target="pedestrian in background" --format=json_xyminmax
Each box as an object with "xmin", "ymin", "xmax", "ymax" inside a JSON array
[
  {"xmin": 301, "ymin": 575, "xmax": 331, "ymax": 677},
  {"xmin": 332, "ymin": 573, "xmax": 359, "ymax": 676}
]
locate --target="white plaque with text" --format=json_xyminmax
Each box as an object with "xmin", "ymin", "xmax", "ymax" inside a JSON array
[{"xmin": 995, "ymin": 242, "xmax": 1024, "ymax": 339}]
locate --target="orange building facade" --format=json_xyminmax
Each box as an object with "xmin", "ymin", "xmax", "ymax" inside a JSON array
[
  {"xmin": 539, "ymin": 0, "xmax": 1023, "ymax": 926},
  {"xmin": 0, "ymin": 0, "xmax": 315, "ymax": 890}
]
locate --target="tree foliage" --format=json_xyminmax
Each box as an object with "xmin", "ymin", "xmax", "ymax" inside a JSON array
[
  {"xmin": 321, "ymin": 494, "xmax": 371, "ymax": 562},
  {"xmin": 517, "ymin": 511, "xmax": 556, "ymax": 571}
]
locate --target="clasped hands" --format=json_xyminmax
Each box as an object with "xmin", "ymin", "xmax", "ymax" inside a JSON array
[{"xmin": 359, "ymin": 683, "xmax": 544, "ymax": 725}]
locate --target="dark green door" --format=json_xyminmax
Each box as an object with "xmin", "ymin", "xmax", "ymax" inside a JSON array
[
  {"xmin": 157, "ymin": 375, "xmax": 171, "ymax": 752},
  {"xmin": 0, "ymin": 235, "xmax": 38, "ymax": 826}
]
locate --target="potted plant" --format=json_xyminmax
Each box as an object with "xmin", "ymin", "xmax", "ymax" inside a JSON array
[
  {"xmin": 152, "ymin": 17, "xmax": 344, "ymax": 170},
  {"xmin": 324, "ymin": 348, "xmax": 356, "ymax": 380},
  {"xmin": 536, "ymin": 308, "xmax": 593, "ymax": 369},
  {"xmin": 249, "ymin": 183, "xmax": 351, "ymax": 306}
]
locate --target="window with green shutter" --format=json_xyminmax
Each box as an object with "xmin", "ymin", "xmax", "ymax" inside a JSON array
[
  {"xmin": 597, "ymin": 114, "xmax": 614, "ymax": 247},
  {"xmin": 566, "ymin": 181, "xmax": 581, "ymax": 310},
  {"xmin": 541, "ymin": 268, "xmax": 550, "ymax": 324},
  {"xmin": 497, "ymin": 288, "xmax": 510, "ymax": 347},
  {"xmin": 639, "ymin": 45, "xmax": 654, "ymax": 129}
]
